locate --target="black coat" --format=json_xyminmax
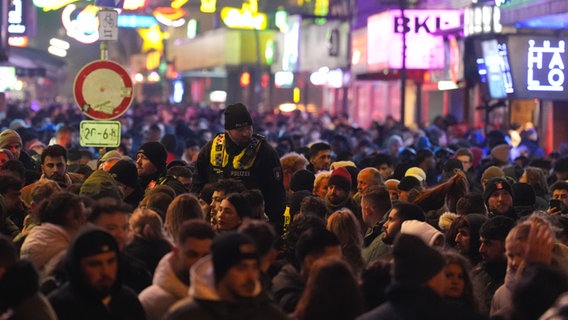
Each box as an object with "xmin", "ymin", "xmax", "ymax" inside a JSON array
[
  {"xmin": 193, "ymin": 133, "xmax": 286, "ymax": 233},
  {"xmin": 357, "ymin": 283, "xmax": 485, "ymax": 320}
]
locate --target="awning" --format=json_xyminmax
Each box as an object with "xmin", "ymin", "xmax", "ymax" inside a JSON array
[{"xmin": 0, "ymin": 46, "xmax": 67, "ymax": 79}]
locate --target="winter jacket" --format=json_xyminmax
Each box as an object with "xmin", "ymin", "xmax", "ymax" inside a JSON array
[
  {"xmin": 20, "ymin": 223, "xmax": 71, "ymax": 279},
  {"xmin": 0, "ymin": 260, "xmax": 57, "ymax": 320},
  {"xmin": 166, "ymin": 255, "xmax": 287, "ymax": 320},
  {"xmin": 123, "ymin": 236, "xmax": 172, "ymax": 275},
  {"xmin": 139, "ymin": 253, "xmax": 188, "ymax": 320},
  {"xmin": 271, "ymin": 263, "xmax": 305, "ymax": 314}
]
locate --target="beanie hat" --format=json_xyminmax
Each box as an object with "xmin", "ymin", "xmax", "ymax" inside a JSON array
[
  {"xmin": 512, "ymin": 182, "xmax": 536, "ymax": 207},
  {"xmin": 483, "ymin": 177, "xmax": 512, "ymax": 205},
  {"xmin": 384, "ymin": 179, "xmax": 400, "ymax": 192},
  {"xmin": 290, "ymin": 169, "xmax": 315, "ymax": 193},
  {"xmin": 400, "ymin": 220, "xmax": 445, "ymax": 247},
  {"xmin": 137, "ymin": 142, "xmax": 167, "ymax": 172},
  {"xmin": 99, "ymin": 150, "xmax": 123, "ymax": 164},
  {"xmin": 397, "ymin": 176, "xmax": 421, "ymax": 192},
  {"xmin": 392, "ymin": 233, "xmax": 445, "ymax": 284},
  {"xmin": 212, "ymin": 232, "xmax": 258, "ymax": 282},
  {"xmin": 482, "ymin": 166, "xmax": 505, "ymax": 184},
  {"xmin": 329, "ymin": 161, "xmax": 357, "ymax": 170},
  {"xmin": 491, "ymin": 144, "xmax": 512, "ymax": 164},
  {"xmin": 70, "ymin": 227, "xmax": 119, "ymax": 262},
  {"xmin": 224, "ymin": 103, "xmax": 253, "ymax": 130},
  {"xmin": 328, "ymin": 167, "xmax": 352, "ymax": 192},
  {"xmin": 109, "ymin": 159, "xmax": 138, "ymax": 189},
  {"xmin": 0, "ymin": 129, "xmax": 22, "ymax": 149},
  {"xmin": 405, "ymin": 167, "xmax": 426, "ymax": 182},
  {"xmin": 80, "ymin": 170, "xmax": 122, "ymax": 200}
]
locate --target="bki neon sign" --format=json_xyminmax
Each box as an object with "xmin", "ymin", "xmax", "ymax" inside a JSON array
[{"xmin": 527, "ymin": 39, "xmax": 565, "ymax": 92}]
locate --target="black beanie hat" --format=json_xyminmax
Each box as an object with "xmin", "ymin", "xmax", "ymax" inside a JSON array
[
  {"xmin": 70, "ymin": 227, "xmax": 119, "ymax": 263},
  {"xmin": 290, "ymin": 169, "xmax": 315, "ymax": 192},
  {"xmin": 397, "ymin": 176, "xmax": 421, "ymax": 192},
  {"xmin": 483, "ymin": 177, "xmax": 512, "ymax": 205},
  {"xmin": 212, "ymin": 232, "xmax": 258, "ymax": 283},
  {"xmin": 137, "ymin": 142, "xmax": 167, "ymax": 172},
  {"xmin": 392, "ymin": 233, "xmax": 445, "ymax": 284},
  {"xmin": 328, "ymin": 167, "xmax": 352, "ymax": 192},
  {"xmin": 512, "ymin": 182, "xmax": 536, "ymax": 207},
  {"xmin": 224, "ymin": 103, "xmax": 253, "ymax": 130},
  {"xmin": 109, "ymin": 159, "xmax": 138, "ymax": 189}
]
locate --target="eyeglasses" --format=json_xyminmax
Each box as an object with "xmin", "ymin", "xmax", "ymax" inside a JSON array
[{"xmin": 553, "ymin": 194, "xmax": 568, "ymax": 200}]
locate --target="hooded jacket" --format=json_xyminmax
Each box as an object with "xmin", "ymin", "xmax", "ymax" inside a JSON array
[
  {"xmin": 138, "ymin": 252, "xmax": 189, "ymax": 320},
  {"xmin": 48, "ymin": 229, "xmax": 146, "ymax": 320},
  {"xmin": 0, "ymin": 260, "xmax": 57, "ymax": 320},
  {"xmin": 166, "ymin": 255, "xmax": 287, "ymax": 320}
]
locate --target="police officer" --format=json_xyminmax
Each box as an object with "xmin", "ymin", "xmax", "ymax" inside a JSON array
[{"xmin": 193, "ymin": 103, "xmax": 286, "ymax": 234}]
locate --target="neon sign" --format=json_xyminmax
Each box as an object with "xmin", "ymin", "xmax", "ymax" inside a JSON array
[
  {"xmin": 201, "ymin": 0, "xmax": 216, "ymax": 13},
  {"xmin": 367, "ymin": 10, "xmax": 462, "ymax": 70},
  {"xmin": 527, "ymin": 40, "xmax": 565, "ymax": 92},
  {"xmin": 8, "ymin": 0, "xmax": 26, "ymax": 35},
  {"xmin": 62, "ymin": 4, "xmax": 100, "ymax": 44},
  {"xmin": 33, "ymin": 0, "xmax": 78, "ymax": 12},
  {"xmin": 221, "ymin": 0, "xmax": 267, "ymax": 30},
  {"xmin": 153, "ymin": 7, "xmax": 186, "ymax": 27}
]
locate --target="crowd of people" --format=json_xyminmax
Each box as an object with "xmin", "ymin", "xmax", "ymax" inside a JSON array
[{"xmin": 1, "ymin": 100, "xmax": 568, "ymax": 319}]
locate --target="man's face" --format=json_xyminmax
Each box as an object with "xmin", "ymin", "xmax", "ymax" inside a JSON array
[
  {"xmin": 326, "ymin": 184, "xmax": 348, "ymax": 205},
  {"xmin": 226, "ymin": 126, "xmax": 253, "ymax": 147},
  {"xmin": 383, "ymin": 208, "xmax": 402, "ymax": 244},
  {"xmin": 4, "ymin": 142, "xmax": 21, "ymax": 159},
  {"xmin": 3, "ymin": 188, "xmax": 21, "ymax": 212},
  {"xmin": 357, "ymin": 169, "xmax": 377, "ymax": 194},
  {"xmin": 80, "ymin": 251, "xmax": 118, "ymax": 296},
  {"xmin": 218, "ymin": 259, "xmax": 259, "ymax": 300},
  {"xmin": 454, "ymin": 227, "xmax": 471, "ymax": 255},
  {"xmin": 456, "ymin": 155, "xmax": 472, "ymax": 172},
  {"xmin": 505, "ymin": 238, "xmax": 526, "ymax": 275},
  {"xmin": 174, "ymin": 237, "xmax": 212, "ymax": 285},
  {"xmin": 552, "ymin": 189, "xmax": 568, "ymax": 209},
  {"xmin": 210, "ymin": 191, "xmax": 225, "ymax": 219},
  {"xmin": 377, "ymin": 164, "xmax": 393, "ymax": 180},
  {"xmin": 479, "ymin": 236, "xmax": 506, "ymax": 263},
  {"xmin": 136, "ymin": 153, "xmax": 157, "ymax": 177},
  {"xmin": 487, "ymin": 190, "xmax": 513, "ymax": 215},
  {"xmin": 310, "ymin": 150, "xmax": 331, "ymax": 172},
  {"xmin": 217, "ymin": 199, "xmax": 241, "ymax": 231},
  {"xmin": 94, "ymin": 212, "xmax": 130, "ymax": 250},
  {"xmin": 41, "ymin": 155, "xmax": 66, "ymax": 181}
]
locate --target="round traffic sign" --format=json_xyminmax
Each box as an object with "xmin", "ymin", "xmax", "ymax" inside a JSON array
[{"xmin": 73, "ymin": 60, "xmax": 133, "ymax": 120}]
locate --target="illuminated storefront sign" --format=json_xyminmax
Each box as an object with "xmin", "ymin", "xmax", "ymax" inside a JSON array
[
  {"xmin": 118, "ymin": 15, "xmax": 157, "ymax": 28},
  {"xmin": 464, "ymin": 5, "xmax": 502, "ymax": 36},
  {"xmin": 123, "ymin": 0, "xmax": 148, "ymax": 10},
  {"xmin": 201, "ymin": 0, "xmax": 216, "ymax": 13},
  {"xmin": 507, "ymin": 35, "xmax": 568, "ymax": 100},
  {"xmin": 367, "ymin": 9, "xmax": 462, "ymax": 70},
  {"xmin": 33, "ymin": 0, "xmax": 78, "ymax": 12},
  {"xmin": 153, "ymin": 7, "xmax": 186, "ymax": 27},
  {"xmin": 282, "ymin": 16, "xmax": 300, "ymax": 72},
  {"xmin": 8, "ymin": 0, "xmax": 27, "ymax": 35}
]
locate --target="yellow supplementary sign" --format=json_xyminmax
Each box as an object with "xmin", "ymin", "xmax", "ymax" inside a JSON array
[{"xmin": 80, "ymin": 120, "xmax": 121, "ymax": 147}]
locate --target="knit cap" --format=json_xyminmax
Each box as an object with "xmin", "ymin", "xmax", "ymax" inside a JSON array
[
  {"xmin": 137, "ymin": 142, "xmax": 167, "ymax": 173},
  {"xmin": 405, "ymin": 167, "xmax": 426, "ymax": 182},
  {"xmin": 397, "ymin": 176, "xmax": 421, "ymax": 192},
  {"xmin": 290, "ymin": 169, "xmax": 315, "ymax": 193},
  {"xmin": 212, "ymin": 232, "xmax": 258, "ymax": 283},
  {"xmin": 392, "ymin": 234, "xmax": 445, "ymax": 284},
  {"xmin": 224, "ymin": 103, "xmax": 253, "ymax": 130},
  {"xmin": 482, "ymin": 166, "xmax": 505, "ymax": 184},
  {"xmin": 400, "ymin": 220, "xmax": 445, "ymax": 247},
  {"xmin": 483, "ymin": 177, "xmax": 512, "ymax": 205},
  {"xmin": 491, "ymin": 144, "xmax": 512, "ymax": 164},
  {"xmin": 80, "ymin": 170, "xmax": 122, "ymax": 200},
  {"xmin": 0, "ymin": 129, "xmax": 22, "ymax": 148},
  {"xmin": 70, "ymin": 227, "xmax": 119, "ymax": 262},
  {"xmin": 109, "ymin": 159, "xmax": 138, "ymax": 189},
  {"xmin": 328, "ymin": 167, "xmax": 352, "ymax": 192}
]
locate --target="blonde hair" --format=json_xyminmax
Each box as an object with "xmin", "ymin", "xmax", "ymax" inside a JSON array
[
  {"xmin": 130, "ymin": 207, "xmax": 164, "ymax": 241},
  {"xmin": 164, "ymin": 193, "xmax": 203, "ymax": 242},
  {"xmin": 280, "ymin": 152, "xmax": 308, "ymax": 174},
  {"xmin": 326, "ymin": 208, "xmax": 364, "ymax": 276}
]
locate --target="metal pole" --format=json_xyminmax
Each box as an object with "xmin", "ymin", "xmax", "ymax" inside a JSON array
[
  {"xmin": 100, "ymin": 40, "xmax": 108, "ymax": 60},
  {"xmin": 400, "ymin": 0, "xmax": 406, "ymax": 124}
]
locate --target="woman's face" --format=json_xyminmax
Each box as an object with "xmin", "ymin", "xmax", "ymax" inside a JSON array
[
  {"xmin": 217, "ymin": 199, "xmax": 241, "ymax": 231},
  {"xmin": 444, "ymin": 263, "xmax": 465, "ymax": 299}
]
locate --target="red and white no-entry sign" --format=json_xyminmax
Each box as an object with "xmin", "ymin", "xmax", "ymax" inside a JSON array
[{"xmin": 73, "ymin": 60, "xmax": 133, "ymax": 120}]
